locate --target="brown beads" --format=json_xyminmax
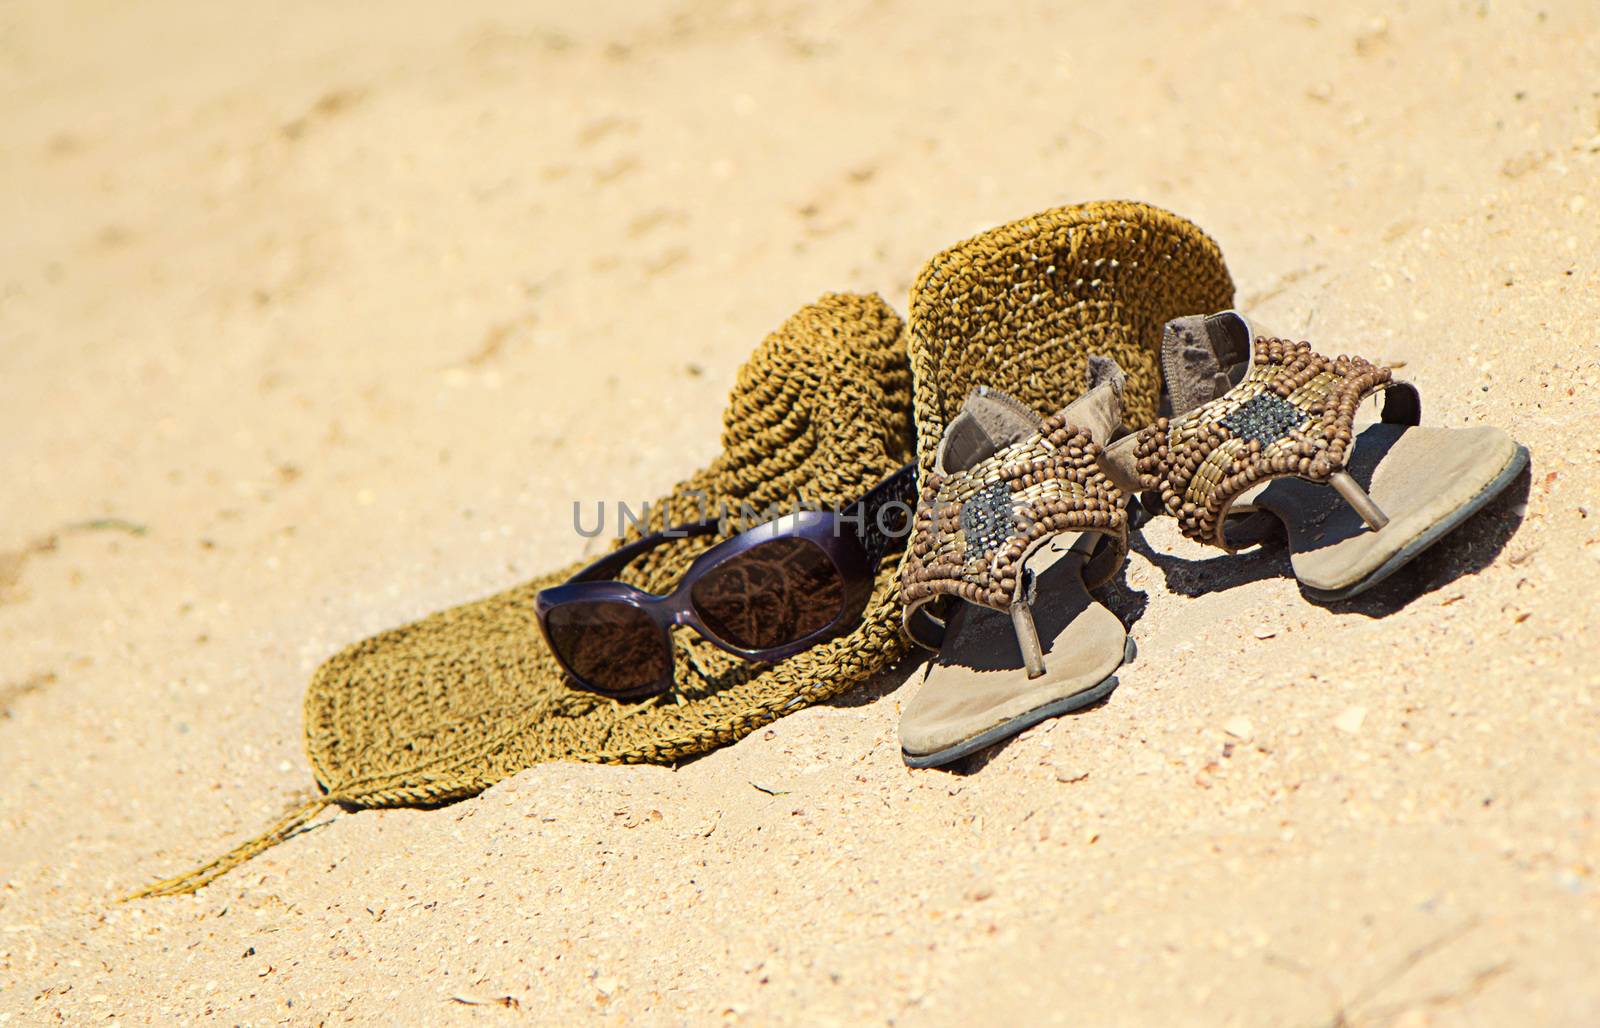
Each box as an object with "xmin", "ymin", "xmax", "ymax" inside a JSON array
[
  {"xmin": 1135, "ymin": 337, "xmax": 1393, "ymax": 550},
  {"xmin": 901, "ymin": 420, "xmax": 1128, "ymax": 615}
]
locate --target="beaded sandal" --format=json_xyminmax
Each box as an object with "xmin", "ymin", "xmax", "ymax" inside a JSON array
[
  {"xmin": 1106, "ymin": 311, "xmax": 1528, "ymax": 600},
  {"xmin": 898, "ymin": 359, "xmax": 1132, "ymax": 768}
]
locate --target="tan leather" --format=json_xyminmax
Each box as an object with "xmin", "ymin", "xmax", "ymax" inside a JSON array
[
  {"xmin": 1060, "ymin": 362, "xmax": 1125, "ymax": 447},
  {"xmin": 1160, "ymin": 310, "xmax": 1253, "ymax": 415},
  {"xmin": 1102, "ymin": 433, "xmax": 1144, "ymax": 495},
  {"xmin": 937, "ymin": 376, "xmax": 1125, "ymax": 474},
  {"xmin": 935, "ymin": 389, "xmax": 1041, "ymax": 473}
]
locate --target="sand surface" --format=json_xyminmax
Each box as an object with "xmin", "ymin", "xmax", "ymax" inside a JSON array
[{"xmin": 4, "ymin": 1, "xmax": 1599, "ymax": 1023}]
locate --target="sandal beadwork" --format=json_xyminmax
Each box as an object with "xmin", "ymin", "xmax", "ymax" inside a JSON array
[
  {"xmin": 1133, "ymin": 336, "xmax": 1396, "ymax": 550},
  {"xmin": 902, "ymin": 412, "xmax": 1128, "ymax": 674}
]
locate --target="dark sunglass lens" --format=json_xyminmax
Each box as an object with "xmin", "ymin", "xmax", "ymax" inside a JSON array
[
  {"xmin": 690, "ymin": 537, "xmax": 845, "ymax": 651},
  {"xmin": 545, "ymin": 601, "xmax": 669, "ymax": 695}
]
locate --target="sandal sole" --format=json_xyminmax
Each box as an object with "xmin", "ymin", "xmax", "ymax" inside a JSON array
[{"xmin": 901, "ymin": 636, "xmax": 1135, "ymax": 769}]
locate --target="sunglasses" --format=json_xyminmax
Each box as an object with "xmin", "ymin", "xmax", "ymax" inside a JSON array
[{"xmin": 536, "ymin": 465, "xmax": 915, "ymax": 699}]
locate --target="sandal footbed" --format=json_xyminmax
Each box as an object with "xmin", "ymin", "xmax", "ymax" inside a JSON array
[
  {"xmin": 899, "ymin": 536, "xmax": 1128, "ymax": 761},
  {"xmin": 1234, "ymin": 423, "xmax": 1525, "ymax": 597},
  {"xmin": 901, "ymin": 662, "xmax": 1125, "ymax": 769}
]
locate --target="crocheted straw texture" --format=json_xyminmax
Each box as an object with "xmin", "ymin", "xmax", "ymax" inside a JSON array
[
  {"xmin": 129, "ymin": 293, "xmax": 912, "ymax": 898},
  {"xmin": 907, "ymin": 200, "xmax": 1235, "ymax": 476}
]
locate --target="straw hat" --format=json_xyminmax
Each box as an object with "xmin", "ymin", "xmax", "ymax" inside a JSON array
[
  {"xmin": 908, "ymin": 199, "xmax": 1235, "ymax": 469},
  {"xmin": 129, "ymin": 292, "xmax": 913, "ymax": 897}
]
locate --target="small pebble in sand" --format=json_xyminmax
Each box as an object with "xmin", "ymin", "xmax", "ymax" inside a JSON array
[
  {"xmin": 1253, "ymin": 626, "xmax": 1277, "ymax": 640},
  {"xmin": 1334, "ymin": 706, "xmax": 1368, "ymax": 735},
  {"xmin": 1223, "ymin": 717, "xmax": 1254, "ymax": 741}
]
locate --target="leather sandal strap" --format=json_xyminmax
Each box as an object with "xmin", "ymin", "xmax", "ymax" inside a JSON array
[{"xmin": 1160, "ymin": 310, "xmax": 1255, "ymax": 417}]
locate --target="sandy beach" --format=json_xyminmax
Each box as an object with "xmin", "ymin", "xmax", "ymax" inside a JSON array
[{"xmin": 3, "ymin": 1, "xmax": 1599, "ymax": 1023}]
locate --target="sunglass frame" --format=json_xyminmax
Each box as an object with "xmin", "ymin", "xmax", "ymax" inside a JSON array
[{"xmin": 535, "ymin": 509, "xmax": 875, "ymax": 699}]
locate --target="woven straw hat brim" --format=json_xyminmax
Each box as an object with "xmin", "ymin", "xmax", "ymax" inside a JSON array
[
  {"xmin": 908, "ymin": 200, "xmax": 1235, "ymax": 475},
  {"xmin": 303, "ymin": 292, "xmax": 913, "ymax": 810},
  {"xmin": 124, "ymin": 292, "xmax": 914, "ymax": 898}
]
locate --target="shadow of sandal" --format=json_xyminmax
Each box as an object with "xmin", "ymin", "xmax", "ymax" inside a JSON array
[
  {"xmin": 1130, "ymin": 529, "xmax": 1293, "ymax": 598},
  {"xmin": 1091, "ymin": 551, "xmax": 1151, "ymax": 634}
]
